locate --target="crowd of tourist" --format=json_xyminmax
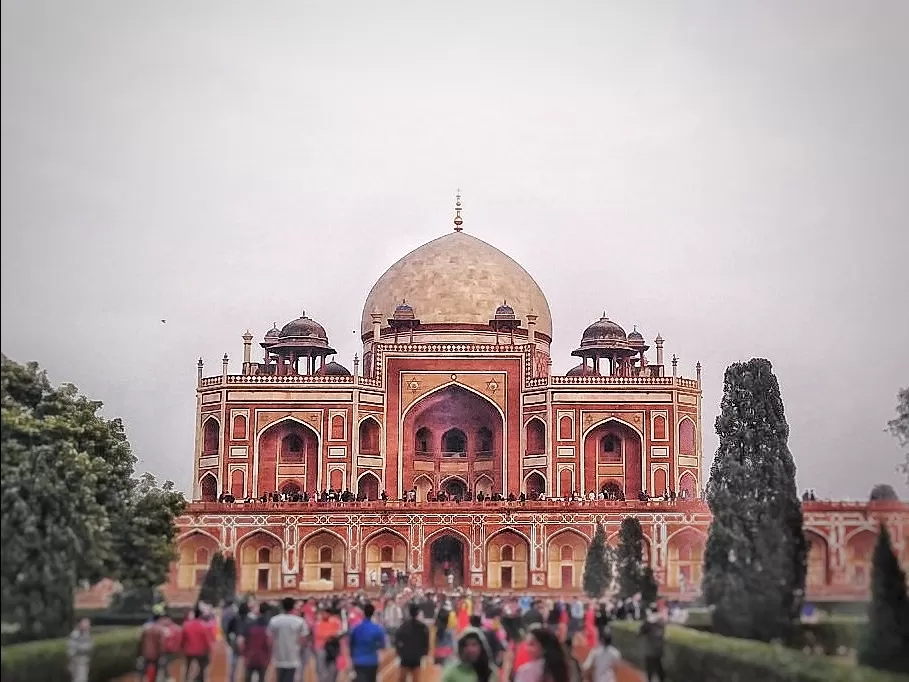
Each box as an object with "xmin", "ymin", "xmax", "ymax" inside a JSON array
[
  {"xmin": 215, "ymin": 487, "xmax": 696, "ymax": 506},
  {"xmin": 71, "ymin": 587, "xmax": 672, "ymax": 682}
]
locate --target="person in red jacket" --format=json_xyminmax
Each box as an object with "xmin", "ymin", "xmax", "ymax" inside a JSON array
[
  {"xmin": 159, "ymin": 616, "xmax": 183, "ymax": 682},
  {"xmin": 181, "ymin": 606, "xmax": 215, "ymax": 682},
  {"xmin": 242, "ymin": 604, "xmax": 272, "ymax": 682}
]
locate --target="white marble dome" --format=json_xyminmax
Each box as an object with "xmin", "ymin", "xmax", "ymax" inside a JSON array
[{"xmin": 361, "ymin": 231, "xmax": 553, "ymax": 338}]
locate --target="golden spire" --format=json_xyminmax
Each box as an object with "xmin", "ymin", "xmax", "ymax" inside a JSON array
[{"xmin": 453, "ymin": 189, "xmax": 463, "ymax": 231}]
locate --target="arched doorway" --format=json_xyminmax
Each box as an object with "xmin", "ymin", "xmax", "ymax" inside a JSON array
[
  {"xmin": 199, "ymin": 473, "xmax": 218, "ymax": 502},
  {"xmin": 176, "ymin": 533, "xmax": 219, "ymax": 589},
  {"xmin": 427, "ymin": 534, "xmax": 467, "ymax": 588},
  {"xmin": 805, "ymin": 532, "xmax": 828, "ymax": 589},
  {"xmin": 442, "ymin": 428, "xmax": 467, "ymax": 457},
  {"xmin": 846, "ymin": 530, "xmax": 876, "ymax": 587},
  {"xmin": 601, "ymin": 480, "xmax": 622, "ymax": 500},
  {"xmin": 667, "ymin": 530, "xmax": 705, "ymax": 592},
  {"xmin": 442, "ymin": 477, "xmax": 468, "ymax": 500},
  {"xmin": 257, "ymin": 419, "xmax": 320, "ymax": 493}
]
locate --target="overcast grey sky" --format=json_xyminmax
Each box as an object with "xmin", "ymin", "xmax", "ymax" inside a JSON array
[{"xmin": 2, "ymin": 1, "xmax": 907, "ymax": 499}]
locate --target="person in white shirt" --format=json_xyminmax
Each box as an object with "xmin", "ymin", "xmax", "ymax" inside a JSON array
[{"xmin": 582, "ymin": 627, "xmax": 622, "ymax": 682}]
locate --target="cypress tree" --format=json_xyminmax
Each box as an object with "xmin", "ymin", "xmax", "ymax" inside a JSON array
[
  {"xmin": 583, "ymin": 523, "xmax": 611, "ymax": 598},
  {"xmin": 223, "ymin": 555, "xmax": 238, "ymax": 602},
  {"xmin": 616, "ymin": 516, "xmax": 649, "ymax": 599},
  {"xmin": 858, "ymin": 525, "xmax": 909, "ymax": 673},
  {"xmin": 703, "ymin": 358, "xmax": 807, "ymax": 642},
  {"xmin": 198, "ymin": 551, "xmax": 225, "ymax": 605}
]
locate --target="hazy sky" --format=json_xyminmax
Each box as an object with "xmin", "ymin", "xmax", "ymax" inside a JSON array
[{"xmin": 2, "ymin": 1, "xmax": 907, "ymax": 499}]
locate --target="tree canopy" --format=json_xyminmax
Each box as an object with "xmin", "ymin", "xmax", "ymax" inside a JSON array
[
  {"xmin": 889, "ymin": 388, "xmax": 909, "ymax": 486},
  {"xmin": 615, "ymin": 516, "xmax": 656, "ymax": 601},
  {"xmin": 869, "ymin": 484, "xmax": 899, "ymax": 502},
  {"xmin": 0, "ymin": 355, "xmax": 185, "ymax": 640},
  {"xmin": 702, "ymin": 358, "xmax": 807, "ymax": 642},
  {"xmin": 582, "ymin": 523, "xmax": 611, "ymax": 598}
]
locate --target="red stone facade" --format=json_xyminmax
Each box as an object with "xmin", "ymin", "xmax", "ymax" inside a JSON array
[{"xmin": 169, "ymin": 225, "xmax": 909, "ymax": 600}]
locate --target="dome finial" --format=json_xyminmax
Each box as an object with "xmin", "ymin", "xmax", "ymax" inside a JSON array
[{"xmin": 453, "ymin": 189, "xmax": 463, "ymax": 231}]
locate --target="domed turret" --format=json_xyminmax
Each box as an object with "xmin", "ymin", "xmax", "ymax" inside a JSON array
[
  {"xmin": 262, "ymin": 309, "xmax": 337, "ymax": 376},
  {"xmin": 387, "ymin": 299, "xmax": 421, "ymax": 343},
  {"xmin": 627, "ymin": 325, "xmax": 649, "ymax": 352},
  {"xmin": 489, "ymin": 300, "xmax": 521, "ymax": 344},
  {"xmin": 319, "ymin": 359, "xmax": 351, "ymax": 376},
  {"xmin": 392, "ymin": 300, "xmax": 416, "ymax": 321},
  {"xmin": 580, "ymin": 315, "xmax": 627, "ymax": 346},
  {"xmin": 572, "ymin": 312, "xmax": 638, "ymax": 376}
]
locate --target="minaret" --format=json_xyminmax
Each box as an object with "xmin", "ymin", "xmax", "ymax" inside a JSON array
[
  {"xmin": 453, "ymin": 189, "xmax": 464, "ymax": 232},
  {"xmin": 197, "ymin": 357, "xmax": 204, "ymax": 386},
  {"xmin": 242, "ymin": 330, "xmax": 253, "ymax": 374},
  {"xmin": 655, "ymin": 334, "xmax": 665, "ymax": 367},
  {"xmin": 696, "ymin": 361, "xmax": 702, "ymax": 384},
  {"xmin": 671, "ymin": 354, "xmax": 678, "ymax": 378},
  {"xmin": 222, "ymin": 353, "xmax": 230, "ymax": 377}
]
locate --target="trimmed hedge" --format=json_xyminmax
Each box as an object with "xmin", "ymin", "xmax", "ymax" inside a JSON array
[
  {"xmin": 1, "ymin": 627, "xmax": 142, "ymax": 682},
  {"xmin": 73, "ymin": 607, "xmax": 187, "ymax": 628},
  {"xmin": 610, "ymin": 620, "xmax": 908, "ymax": 682}
]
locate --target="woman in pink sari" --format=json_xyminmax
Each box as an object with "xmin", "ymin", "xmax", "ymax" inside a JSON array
[{"xmin": 456, "ymin": 600, "xmax": 470, "ymax": 633}]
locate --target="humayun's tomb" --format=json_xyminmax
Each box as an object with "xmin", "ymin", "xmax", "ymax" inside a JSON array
[{"xmin": 167, "ymin": 198, "xmax": 908, "ymax": 600}]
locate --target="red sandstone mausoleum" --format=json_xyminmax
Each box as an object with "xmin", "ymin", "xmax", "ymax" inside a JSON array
[{"xmin": 168, "ymin": 198, "xmax": 909, "ymax": 601}]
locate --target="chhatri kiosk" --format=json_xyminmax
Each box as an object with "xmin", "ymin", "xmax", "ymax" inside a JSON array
[{"xmin": 169, "ymin": 199, "xmax": 908, "ymax": 599}]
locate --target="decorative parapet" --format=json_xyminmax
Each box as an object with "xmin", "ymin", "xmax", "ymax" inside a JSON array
[{"xmin": 199, "ymin": 374, "xmax": 355, "ymax": 388}]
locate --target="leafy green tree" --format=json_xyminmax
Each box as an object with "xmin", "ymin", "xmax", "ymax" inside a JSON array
[
  {"xmin": 858, "ymin": 525, "xmax": 909, "ymax": 673},
  {"xmin": 582, "ymin": 523, "xmax": 611, "ymax": 598},
  {"xmin": 198, "ymin": 552, "xmax": 226, "ymax": 605},
  {"xmin": 703, "ymin": 358, "xmax": 807, "ymax": 642},
  {"xmin": 639, "ymin": 566, "xmax": 658, "ymax": 604},
  {"xmin": 0, "ymin": 355, "xmax": 185, "ymax": 640},
  {"xmin": 223, "ymin": 555, "xmax": 238, "ymax": 602},
  {"xmin": 889, "ymin": 388, "xmax": 909, "ymax": 485},
  {"xmin": 616, "ymin": 516, "xmax": 651, "ymax": 599}
]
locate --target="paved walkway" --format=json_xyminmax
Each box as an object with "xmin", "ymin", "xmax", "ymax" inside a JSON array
[{"xmin": 117, "ymin": 637, "xmax": 644, "ymax": 682}]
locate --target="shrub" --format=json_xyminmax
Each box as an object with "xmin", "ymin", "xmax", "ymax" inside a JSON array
[
  {"xmin": 610, "ymin": 620, "xmax": 905, "ymax": 682},
  {"xmin": 1, "ymin": 626, "xmax": 143, "ymax": 682}
]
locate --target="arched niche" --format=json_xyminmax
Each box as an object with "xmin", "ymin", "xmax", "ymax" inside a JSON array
[
  {"xmin": 652, "ymin": 468, "xmax": 668, "ymax": 496},
  {"xmin": 202, "ymin": 417, "xmax": 220, "ymax": 456},
  {"xmin": 526, "ymin": 418, "xmax": 546, "ymax": 455},
  {"xmin": 176, "ymin": 532, "xmax": 219, "ymax": 589},
  {"xmin": 487, "ymin": 531, "xmax": 529, "ymax": 589},
  {"xmin": 300, "ymin": 531, "xmax": 346, "ymax": 590},
  {"xmin": 357, "ymin": 472, "xmax": 380, "ymax": 500},
  {"xmin": 359, "ymin": 418, "xmax": 381, "ymax": 455},
  {"xmin": 525, "ymin": 471, "xmax": 545, "ymax": 497},
  {"xmin": 805, "ymin": 532, "xmax": 828, "ymax": 588},
  {"xmin": 237, "ymin": 531, "xmax": 283, "ymax": 592},
  {"xmin": 547, "ymin": 530, "xmax": 588, "ymax": 589},
  {"xmin": 232, "ymin": 414, "xmax": 247, "ymax": 440},
  {"xmin": 199, "ymin": 473, "xmax": 218, "ymax": 502},
  {"xmin": 230, "ymin": 469, "xmax": 245, "ymax": 498},
  {"xmin": 364, "ymin": 531, "xmax": 407, "ymax": 587},
  {"xmin": 679, "ymin": 472, "xmax": 697, "ymax": 499},
  {"xmin": 846, "ymin": 530, "xmax": 877, "ymax": 587},
  {"xmin": 679, "ymin": 418, "xmax": 696, "ymax": 455},
  {"xmin": 666, "ymin": 529, "xmax": 705, "ymax": 590}
]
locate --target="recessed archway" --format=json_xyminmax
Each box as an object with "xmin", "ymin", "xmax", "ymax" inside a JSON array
[
  {"xmin": 359, "ymin": 417, "xmax": 381, "ymax": 455},
  {"xmin": 805, "ymin": 531, "xmax": 828, "ymax": 589},
  {"xmin": 403, "ymin": 384, "xmax": 504, "ymax": 495},
  {"xmin": 666, "ymin": 529, "xmax": 706, "ymax": 591},
  {"xmin": 845, "ymin": 530, "xmax": 877, "ymax": 587},
  {"xmin": 583, "ymin": 418, "xmax": 643, "ymax": 499},
  {"xmin": 257, "ymin": 418, "xmax": 320, "ymax": 494},
  {"xmin": 357, "ymin": 472, "xmax": 381, "ymax": 500},
  {"xmin": 426, "ymin": 532, "xmax": 467, "ymax": 588},
  {"xmin": 199, "ymin": 473, "xmax": 218, "ymax": 502},
  {"xmin": 441, "ymin": 476, "xmax": 468, "ymax": 500},
  {"xmin": 202, "ymin": 417, "xmax": 220, "ymax": 456},
  {"xmin": 525, "ymin": 471, "xmax": 546, "ymax": 498}
]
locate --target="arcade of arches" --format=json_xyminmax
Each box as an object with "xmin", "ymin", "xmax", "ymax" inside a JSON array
[{"xmin": 173, "ymin": 517, "xmax": 901, "ymax": 597}]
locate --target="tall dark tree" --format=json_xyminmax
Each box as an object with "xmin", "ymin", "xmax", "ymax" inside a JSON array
[
  {"xmin": 703, "ymin": 358, "xmax": 807, "ymax": 642},
  {"xmin": 858, "ymin": 525, "xmax": 909, "ymax": 673},
  {"xmin": 223, "ymin": 554, "xmax": 238, "ymax": 602},
  {"xmin": 616, "ymin": 516, "xmax": 651, "ymax": 599},
  {"xmin": 582, "ymin": 523, "xmax": 611, "ymax": 598},
  {"xmin": 0, "ymin": 355, "xmax": 185, "ymax": 640},
  {"xmin": 889, "ymin": 388, "xmax": 909, "ymax": 485},
  {"xmin": 198, "ymin": 551, "xmax": 226, "ymax": 605},
  {"xmin": 869, "ymin": 484, "xmax": 899, "ymax": 502}
]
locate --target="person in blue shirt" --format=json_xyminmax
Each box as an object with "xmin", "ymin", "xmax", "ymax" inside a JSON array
[{"xmin": 348, "ymin": 602, "xmax": 387, "ymax": 682}]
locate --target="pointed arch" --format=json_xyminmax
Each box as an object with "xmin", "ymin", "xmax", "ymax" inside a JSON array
[
  {"xmin": 199, "ymin": 472, "xmax": 218, "ymax": 501},
  {"xmin": 364, "ymin": 530, "xmax": 408, "ymax": 581},
  {"xmin": 176, "ymin": 531, "xmax": 220, "ymax": 589},
  {"xmin": 424, "ymin": 526, "xmax": 472, "ymax": 547},
  {"xmin": 257, "ymin": 415, "xmax": 321, "ymax": 440},
  {"xmin": 804, "ymin": 530, "xmax": 829, "ymax": 588},
  {"xmin": 230, "ymin": 469, "xmax": 245, "ymax": 498},
  {"xmin": 583, "ymin": 417, "xmax": 644, "ymax": 498},
  {"xmin": 678, "ymin": 416, "xmax": 696, "ymax": 455},
  {"xmin": 236, "ymin": 530, "xmax": 283, "ymax": 592},
  {"xmin": 525, "ymin": 416, "xmax": 546, "ymax": 455},
  {"xmin": 279, "ymin": 479, "xmax": 303, "ymax": 495},
  {"xmin": 581, "ymin": 415, "xmax": 643, "ymax": 439},
  {"xmin": 666, "ymin": 528, "xmax": 706, "ymax": 590},
  {"xmin": 413, "ymin": 474, "xmax": 435, "ymax": 502},
  {"xmin": 300, "ymin": 530, "xmax": 346, "ymax": 591},
  {"xmin": 485, "ymin": 527, "xmax": 532, "ymax": 549},
  {"xmin": 678, "ymin": 471, "xmax": 698, "ymax": 498},
  {"xmin": 356, "ymin": 471, "xmax": 380, "ymax": 500},
  {"xmin": 486, "ymin": 529, "xmax": 530, "ymax": 589},
  {"xmin": 401, "ymin": 381, "xmax": 506, "ymax": 422},
  {"xmin": 440, "ymin": 475, "xmax": 468, "ymax": 499},
  {"xmin": 524, "ymin": 471, "xmax": 546, "ymax": 497},
  {"xmin": 475, "ymin": 474, "xmax": 494, "ymax": 496},
  {"xmin": 256, "ymin": 416, "xmax": 322, "ymax": 495},
  {"xmin": 358, "ymin": 415, "xmax": 381, "ymax": 455},
  {"xmin": 232, "ymin": 413, "xmax": 248, "ymax": 440},
  {"xmin": 202, "ymin": 416, "xmax": 220, "ymax": 456}
]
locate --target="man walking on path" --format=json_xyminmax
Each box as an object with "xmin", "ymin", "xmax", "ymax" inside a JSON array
[
  {"xmin": 639, "ymin": 610, "xmax": 666, "ymax": 682},
  {"xmin": 395, "ymin": 604, "xmax": 431, "ymax": 682},
  {"xmin": 67, "ymin": 618, "xmax": 93, "ymax": 682},
  {"xmin": 270, "ymin": 597, "xmax": 310, "ymax": 682},
  {"xmin": 349, "ymin": 603, "xmax": 387, "ymax": 682}
]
